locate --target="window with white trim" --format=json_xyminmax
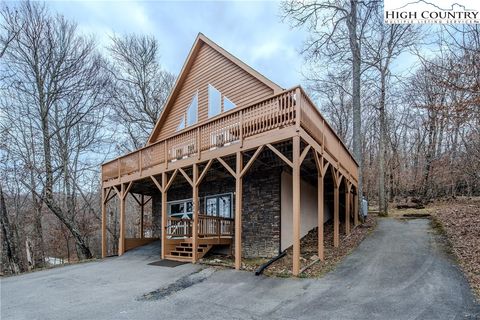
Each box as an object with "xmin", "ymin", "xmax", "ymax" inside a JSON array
[
  {"xmin": 205, "ymin": 193, "xmax": 233, "ymax": 218},
  {"xmin": 208, "ymin": 84, "xmax": 222, "ymax": 118},
  {"xmin": 176, "ymin": 115, "xmax": 185, "ymax": 131},
  {"xmin": 223, "ymin": 96, "xmax": 236, "ymax": 112},
  {"xmin": 176, "ymin": 92, "xmax": 198, "ymax": 131},
  {"xmin": 167, "ymin": 199, "xmax": 193, "ymax": 219},
  {"xmin": 186, "ymin": 92, "xmax": 198, "ymax": 126}
]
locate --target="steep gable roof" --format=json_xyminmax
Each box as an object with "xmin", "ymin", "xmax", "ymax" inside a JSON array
[{"xmin": 146, "ymin": 33, "xmax": 283, "ymax": 145}]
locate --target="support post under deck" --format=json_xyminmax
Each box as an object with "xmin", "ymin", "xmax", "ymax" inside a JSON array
[
  {"xmin": 119, "ymin": 183, "xmax": 126, "ymax": 255},
  {"xmin": 334, "ymin": 182, "xmax": 339, "ymax": 248},
  {"xmin": 292, "ymin": 136, "xmax": 301, "ymax": 276},
  {"xmin": 235, "ymin": 152, "xmax": 243, "ymax": 270},
  {"xmin": 161, "ymin": 173, "xmax": 167, "ymax": 260},
  {"xmin": 101, "ymin": 188, "xmax": 107, "ymax": 258},
  {"xmin": 192, "ymin": 164, "xmax": 199, "ymax": 263},
  {"xmin": 318, "ymin": 175, "xmax": 324, "ymax": 261},
  {"xmin": 345, "ymin": 188, "xmax": 351, "ymax": 235}
]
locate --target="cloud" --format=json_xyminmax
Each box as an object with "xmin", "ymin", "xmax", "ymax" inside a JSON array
[{"xmin": 47, "ymin": 1, "xmax": 308, "ymax": 88}]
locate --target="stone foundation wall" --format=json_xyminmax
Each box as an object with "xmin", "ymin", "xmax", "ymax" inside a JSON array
[
  {"xmin": 241, "ymin": 168, "xmax": 281, "ymax": 258},
  {"xmin": 151, "ymin": 167, "xmax": 282, "ymax": 258}
]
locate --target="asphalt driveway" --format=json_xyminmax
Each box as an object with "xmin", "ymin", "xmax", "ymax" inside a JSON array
[{"xmin": 1, "ymin": 218, "xmax": 479, "ymax": 320}]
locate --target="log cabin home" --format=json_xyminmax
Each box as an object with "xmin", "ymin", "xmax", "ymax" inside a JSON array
[{"xmin": 100, "ymin": 33, "xmax": 359, "ymax": 276}]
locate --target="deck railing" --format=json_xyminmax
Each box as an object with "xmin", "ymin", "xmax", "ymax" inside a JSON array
[
  {"xmin": 165, "ymin": 215, "xmax": 234, "ymax": 239},
  {"xmin": 166, "ymin": 217, "xmax": 192, "ymax": 238},
  {"xmin": 198, "ymin": 214, "xmax": 234, "ymax": 237},
  {"xmin": 299, "ymin": 93, "xmax": 358, "ymax": 176},
  {"xmin": 102, "ymin": 86, "xmax": 357, "ymax": 182}
]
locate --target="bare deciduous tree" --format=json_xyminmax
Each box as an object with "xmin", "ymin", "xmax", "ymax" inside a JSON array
[
  {"xmin": 1, "ymin": 1, "xmax": 110, "ymax": 260},
  {"xmin": 108, "ymin": 34, "xmax": 175, "ymax": 151},
  {"xmin": 363, "ymin": 10, "xmax": 420, "ymax": 215},
  {"xmin": 282, "ymin": 0, "xmax": 379, "ymax": 208}
]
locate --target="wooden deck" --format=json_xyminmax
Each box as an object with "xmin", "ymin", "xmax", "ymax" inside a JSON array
[
  {"xmin": 101, "ymin": 86, "xmax": 360, "ymax": 273},
  {"xmin": 101, "ymin": 86, "xmax": 358, "ymax": 187},
  {"xmin": 162, "ymin": 215, "xmax": 233, "ymax": 261}
]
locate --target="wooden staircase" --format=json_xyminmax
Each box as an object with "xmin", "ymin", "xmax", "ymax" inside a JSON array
[
  {"xmin": 165, "ymin": 241, "xmax": 213, "ymax": 261},
  {"xmin": 164, "ymin": 237, "xmax": 232, "ymax": 262}
]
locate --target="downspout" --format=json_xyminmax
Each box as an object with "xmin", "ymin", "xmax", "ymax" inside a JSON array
[{"xmin": 255, "ymin": 251, "xmax": 286, "ymax": 276}]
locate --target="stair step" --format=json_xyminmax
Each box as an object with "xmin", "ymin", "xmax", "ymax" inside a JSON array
[
  {"xmin": 175, "ymin": 246, "xmax": 206, "ymax": 253},
  {"xmin": 170, "ymin": 251, "xmax": 192, "ymax": 257},
  {"xmin": 166, "ymin": 241, "xmax": 218, "ymax": 261},
  {"xmin": 164, "ymin": 254, "xmax": 192, "ymax": 262}
]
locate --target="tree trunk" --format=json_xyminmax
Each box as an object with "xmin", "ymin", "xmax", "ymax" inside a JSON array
[
  {"xmin": 348, "ymin": 0, "xmax": 363, "ymax": 213},
  {"xmin": 378, "ymin": 72, "xmax": 387, "ymax": 215},
  {"xmin": 0, "ymin": 185, "xmax": 21, "ymax": 274},
  {"xmin": 40, "ymin": 110, "xmax": 93, "ymax": 260},
  {"xmin": 422, "ymin": 110, "xmax": 437, "ymax": 200}
]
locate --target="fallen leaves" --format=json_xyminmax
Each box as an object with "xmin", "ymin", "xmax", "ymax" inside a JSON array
[
  {"xmin": 431, "ymin": 199, "xmax": 480, "ymax": 299},
  {"xmin": 264, "ymin": 215, "xmax": 378, "ymax": 277}
]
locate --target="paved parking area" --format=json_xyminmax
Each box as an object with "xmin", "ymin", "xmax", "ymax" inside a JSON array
[{"xmin": 1, "ymin": 219, "xmax": 479, "ymax": 320}]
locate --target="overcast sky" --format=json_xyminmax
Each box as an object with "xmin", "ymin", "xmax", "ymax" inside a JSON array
[{"xmin": 47, "ymin": 1, "xmax": 309, "ymax": 89}]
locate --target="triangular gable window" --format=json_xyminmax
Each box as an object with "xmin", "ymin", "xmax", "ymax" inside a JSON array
[
  {"xmin": 176, "ymin": 92, "xmax": 198, "ymax": 131},
  {"xmin": 223, "ymin": 96, "xmax": 236, "ymax": 112},
  {"xmin": 186, "ymin": 92, "xmax": 198, "ymax": 126},
  {"xmin": 208, "ymin": 84, "xmax": 221, "ymax": 118},
  {"xmin": 177, "ymin": 115, "xmax": 185, "ymax": 131}
]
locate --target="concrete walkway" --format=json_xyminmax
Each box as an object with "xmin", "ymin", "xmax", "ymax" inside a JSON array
[{"xmin": 1, "ymin": 219, "xmax": 479, "ymax": 320}]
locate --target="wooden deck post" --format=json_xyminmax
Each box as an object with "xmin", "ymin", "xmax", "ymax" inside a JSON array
[
  {"xmin": 161, "ymin": 173, "xmax": 167, "ymax": 259},
  {"xmin": 235, "ymin": 151, "xmax": 243, "ymax": 270},
  {"xmin": 333, "ymin": 181, "xmax": 339, "ymax": 248},
  {"xmin": 354, "ymin": 191, "xmax": 359, "ymax": 226},
  {"xmin": 295, "ymin": 87, "xmax": 301, "ymax": 131},
  {"xmin": 192, "ymin": 164, "xmax": 199, "ymax": 263},
  {"xmin": 101, "ymin": 187, "xmax": 107, "ymax": 258},
  {"xmin": 313, "ymin": 151, "xmax": 324, "ymax": 261},
  {"xmin": 292, "ymin": 136, "xmax": 301, "ymax": 276},
  {"xmin": 345, "ymin": 185, "xmax": 350, "ymax": 235},
  {"xmin": 318, "ymin": 174, "xmax": 324, "ymax": 261},
  {"xmin": 119, "ymin": 183, "xmax": 126, "ymax": 256},
  {"xmin": 140, "ymin": 195, "xmax": 144, "ymax": 238}
]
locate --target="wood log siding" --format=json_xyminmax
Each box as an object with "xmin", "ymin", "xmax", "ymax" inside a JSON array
[
  {"xmin": 101, "ymin": 87, "xmax": 358, "ymax": 182},
  {"xmin": 153, "ymin": 43, "xmax": 274, "ymax": 142}
]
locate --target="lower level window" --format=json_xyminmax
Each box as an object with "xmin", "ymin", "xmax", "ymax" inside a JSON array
[
  {"xmin": 167, "ymin": 193, "xmax": 233, "ymax": 219},
  {"xmin": 205, "ymin": 193, "xmax": 233, "ymax": 218},
  {"xmin": 168, "ymin": 199, "xmax": 192, "ymax": 219}
]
